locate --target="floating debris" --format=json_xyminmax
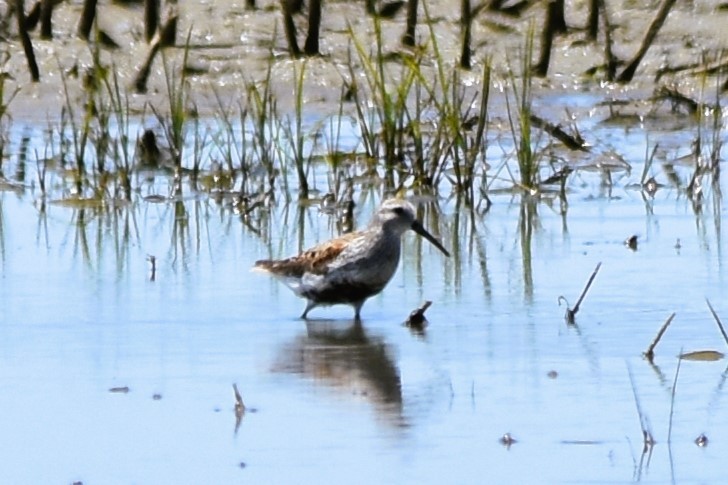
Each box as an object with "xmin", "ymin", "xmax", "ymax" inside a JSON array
[
  {"xmin": 50, "ymin": 197, "xmax": 105, "ymax": 209},
  {"xmin": 152, "ymin": 394, "xmax": 162, "ymax": 401},
  {"xmin": 625, "ymin": 235, "xmax": 638, "ymax": 251},
  {"xmin": 500, "ymin": 433, "xmax": 517, "ymax": 448},
  {"xmin": 109, "ymin": 386, "xmax": 130, "ymax": 394},
  {"xmin": 405, "ymin": 300, "xmax": 432, "ymax": 332},
  {"xmin": 143, "ymin": 194, "xmax": 169, "ymax": 204},
  {"xmin": 679, "ymin": 350, "xmax": 725, "ymax": 362},
  {"xmin": 695, "ymin": 434, "xmax": 709, "ymax": 447},
  {"xmin": 547, "ymin": 370, "xmax": 558, "ymax": 379}
]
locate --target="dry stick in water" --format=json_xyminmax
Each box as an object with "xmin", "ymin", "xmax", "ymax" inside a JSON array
[
  {"xmin": 405, "ymin": 300, "xmax": 432, "ymax": 329},
  {"xmin": 706, "ymin": 298, "xmax": 728, "ymax": 348},
  {"xmin": 616, "ymin": 0, "xmax": 678, "ymax": 83},
  {"xmin": 530, "ymin": 114, "xmax": 589, "ymax": 151},
  {"xmin": 559, "ymin": 261, "xmax": 602, "ymax": 324},
  {"xmin": 643, "ymin": 312, "xmax": 676, "ymax": 361},
  {"xmin": 14, "ymin": 0, "xmax": 40, "ymax": 82}
]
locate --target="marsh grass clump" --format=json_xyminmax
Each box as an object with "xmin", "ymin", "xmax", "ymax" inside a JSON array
[
  {"xmin": 505, "ymin": 28, "xmax": 541, "ymax": 193},
  {"xmin": 345, "ymin": 5, "xmax": 494, "ymax": 204},
  {"xmin": 348, "ymin": 17, "xmax": 419, "ymax": 188},
  {"xmin": 245, "ymin": 63, "xmax": 281, "ymax": 202},
  {"xmin": 57, "ymin": 37, "xmax": 118, "ymax": 200},
  {"xmin": 278, "ymin": 60, "xmax": 313, "ymax": 199},
  {"xmin": 154, "ymin": 39, "xmax": 194, "ymax": 174}
]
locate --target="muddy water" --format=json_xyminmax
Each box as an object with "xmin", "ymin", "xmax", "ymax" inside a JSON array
[{"xmin": 0, "ymin": 101, "xmax": 727, "ymax": 484}]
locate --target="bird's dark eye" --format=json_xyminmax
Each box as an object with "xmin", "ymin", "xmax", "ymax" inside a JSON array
[{"xmin": 393, "ymin": 207, "xmax": 405, "ymax": 215}]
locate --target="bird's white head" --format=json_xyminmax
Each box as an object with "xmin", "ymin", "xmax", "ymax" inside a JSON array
[
  {"xmin": 375, "ymin": 198, "xmax": 417, "ymax": 235},
  {"xmin": 373, "ymin": 198, "xmax": 450, "ymax": 257}
]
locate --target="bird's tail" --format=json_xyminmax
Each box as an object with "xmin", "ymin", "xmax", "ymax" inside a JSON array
[{"xmin": 252, "ymin": 259, "xmax": 305, "ymax": 295}]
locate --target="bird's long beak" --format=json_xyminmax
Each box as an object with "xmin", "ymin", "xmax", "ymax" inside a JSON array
[{"xmin": 411, "ymin": 221, "xmax": 450, "ymax": 257}]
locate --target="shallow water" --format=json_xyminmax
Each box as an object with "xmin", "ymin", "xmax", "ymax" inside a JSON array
[{"xmin": 1, "ymin": 103, "xmax": 728, "ymax": 485}]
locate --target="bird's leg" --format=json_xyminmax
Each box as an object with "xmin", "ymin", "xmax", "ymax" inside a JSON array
[
  {"xmin": 301, "ymin": 300, "xmax": 317, "ymax": 319},
  {"xmin": 353, "ymin": 300, "xmax": 365, "ymax": 321}
]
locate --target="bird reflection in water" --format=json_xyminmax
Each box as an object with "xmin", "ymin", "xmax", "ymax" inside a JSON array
[{"xmin": 272, "ymin": 319, "xmax": 404, "ymax": 425}]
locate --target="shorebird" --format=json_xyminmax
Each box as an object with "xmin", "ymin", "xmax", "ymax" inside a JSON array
[{"xmin": 253, "ymin": 198, "xmax": 450, "ymax": 319}]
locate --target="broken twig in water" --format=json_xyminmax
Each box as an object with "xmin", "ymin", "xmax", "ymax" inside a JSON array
[
  {"xmin": 706, "ymin": 299, "xmax": 728, "ymax": 348},
  {"xmin": 405, "ymin": 300, "xmax": 432, "ymax": 332},
  {"xmin": 644, "ymin": 312, "xmax": 676, "ymax": 361},
  {"xmin": 558, "ymin": 262, "xmax": 602, "ymax": 324},
  {"xmin": 530, "ymin": 114, "xmax": 590, "ymax": 151}
]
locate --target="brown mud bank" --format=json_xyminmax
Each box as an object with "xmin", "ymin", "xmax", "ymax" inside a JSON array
[{"xmin": 1, "ymin": 0, "xmax": 727, "ymax": 121}]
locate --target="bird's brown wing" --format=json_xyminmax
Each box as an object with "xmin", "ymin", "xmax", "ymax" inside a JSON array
[{"xmin": 254, "ymin": 231, "xmax": 361, "ymax": 277}]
